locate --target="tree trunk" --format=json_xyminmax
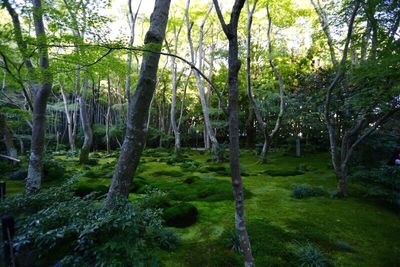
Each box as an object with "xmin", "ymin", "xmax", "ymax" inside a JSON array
[
  {"xmin": 106, "ymin": 0, "xmax": 171, "ymax": 203},
  {"xmin": 106, "ymin": 75, "xmax": 111, "ymax": 153},
  {"xmin": 296, "ymin": 136, "xmax": 301, "ymax": 157},
  {"xmin": 60, "ymin": 86, "xmax": 75, "ymax": 151},
  {"xmin": 336, "ymin": 165, "xmax": 348, "ymax": 197},
  {"xmin": 125, "ymin": 0, "xmax": 142, "ymax": 101},
  {"xmin": 168, "ymin": 25, "xmax": 182, "ymax": 154},
  {"xmin": 26, "ymin": 0, "xmax": 53, "ymax": 193},
  {"xmin": 213, "ymin": 0, "xmax": 254, "ymax": 265},
  {"xmin": 79, "ymin": 77, "xmax": 93, "ymax": 164},
  {"xmin": 185, "ymin": 1, "xmax": 221, "ymax": 161},
  {"xmin": 0, "ymin": 113, "xmax": 18, "ymax": 160}
]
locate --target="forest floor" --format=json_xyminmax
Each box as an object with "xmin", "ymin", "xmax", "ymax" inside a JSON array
[{"xmin": 5, "ymin": 149, "xmax": 400, "ymax": 266}]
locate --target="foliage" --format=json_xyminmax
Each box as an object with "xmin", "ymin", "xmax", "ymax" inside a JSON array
[
  {"xmin": 1, "ymin": 182, "xmax": 178, "ymax": 266},
  {"xmin": 292, "ymin": 184, "xmax": 326, "ymax": 199},
  {"xmin": 289, "ymin": 241, "xmax": 331, "ymax": 267},
  {"xmin": 352, "ymin": 166, "xmax": 400, "ymax": 208}
]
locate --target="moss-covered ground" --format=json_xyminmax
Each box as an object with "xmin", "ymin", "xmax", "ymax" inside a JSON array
[{"xmin": 3, "ymin": 149, "xmax": 400, "ymax": 266}]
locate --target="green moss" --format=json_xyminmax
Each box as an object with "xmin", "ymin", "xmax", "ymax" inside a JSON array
[
  {"xmin": 263, "ymin": 169, "xmax": 305, "ymax": 176},
  {"xmin": 163, "ymin": 202, "xmax": 198, "ymax": 228},
  {"xmin": 151, "ymin": 170, "xmax": 184, "ymax": 177}
]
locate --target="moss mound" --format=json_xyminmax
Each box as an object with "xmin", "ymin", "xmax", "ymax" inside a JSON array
[
  {"xmin": 163, "ymin": 202, "xmax": 198, "ymax": 228},
  {"xmin": 263, "ymin": 169, "xmax": 304, "ymax": 176}
]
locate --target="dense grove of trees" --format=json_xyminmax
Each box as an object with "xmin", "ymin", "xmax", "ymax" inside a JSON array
[{"xmin": 0, "ymin": 0, "xmax": 399, "ymax": 265}]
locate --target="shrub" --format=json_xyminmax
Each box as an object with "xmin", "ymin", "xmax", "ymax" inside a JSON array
[
  {"xmin": 9, "ymin": 169, "xmax": 27, "ymax": 181},
  {"xmin": 140, "ymin": 187, "xmax": 170, "ymax": 208},
  {"xmin": 72, "ymin": 182, "xmax": 109, "ymax": 197},
  {"xmin": 351, "ymin": 166, "xmax": 400, "ymax": 208},
  {"xmin": 163, "ymin": 202, "xmax": 198, "ymax": 228},
  {"xmin": 1, "ymin": 183, "xmax": 179, "ymax": 266},
  {"xmin": 43, "ymin": 159, "xmax": 65, "ymax": 181},
  {"xmin": 292, "ymin": 184, "xmax": 325, "ymax": 199},
  {"xmin": 290, "ymin": 241, "xmax": 331, "ymax": 267}
]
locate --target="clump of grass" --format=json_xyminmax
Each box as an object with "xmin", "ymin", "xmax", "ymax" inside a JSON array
[
  {"xmin": 290, "ymin": 241, "xmax": 331, "ymax": 267},
  {"xmin": 334, "ymin": 240, "xmax": 354, "ymax": 252},
  {"xmin": 292, "ymin": 184, "xmax": 326, "ymax": 199}
]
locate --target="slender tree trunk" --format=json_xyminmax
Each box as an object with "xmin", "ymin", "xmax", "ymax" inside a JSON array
[
  {"xmin": 60, "ymin": 86, "xmax": 75, "ymax": 151},
  {"xmin": 0, "ymin": 113, "xmax": 18, "ymax": 160},
  {"xmin": 296, "ymin": 136, "xmax": 301, "ymax": 157},
  {"xmin": 79, "ymin": 77, "xmax": 93, "ymax": 164},
  {"xmin": 125, "ymin": 0, "xmax": 142, "ymax": 101},
  {"xmin": 106, "ymin": 0, "xmax": 171, "ymax": 202},
  {"xmin": 185, "ymin": 0, "xmax": 221, "ymax": 160},
  {"xmin": 106, "ymin": 75, "xmax": 111, "ymax": 153},
  {"xmin": 26, "ymin": 0, "xmax": 53, "ymax": 193},
  {"xmin": 168, "ymin": 25, "xmax": 182, "ymax": 154},
  {"xmin": 213, "ymin": 0, "xmax": 254, "ymax": 265}
]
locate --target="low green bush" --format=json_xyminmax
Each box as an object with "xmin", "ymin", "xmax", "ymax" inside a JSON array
[
  {"xmin": 292, "ymin": 184, "xmax": 326, "ymax": 199},
  {"xmin": 9, "ymin": 169, "xmax": 27, "ymax": 180},
  {"xmin": 163, "ymin": 202, "xmax": 198, "ymax": 228},
  {"xmin": 1, "ymin": 182, "xmax": 179, "ymax": 266},
  {"xmin": 43, "ymin": 159, "xmax": 65, "ymax": 181},
  {"xmin": 351, "ymin": 166, "xmax": 400, "ymax": 208}
]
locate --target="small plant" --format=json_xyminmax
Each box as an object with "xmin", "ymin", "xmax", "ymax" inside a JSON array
[
  {"xmin": 292, "ymin": 184, "xmax": 326, "ymax": 199},
  {"xmin": 223, "ymin": 229, "xmax": 242, "ymax": 254},
  {"xmin": 334, "ymin": 240, "xmax": 354, "ymax": 252},
  {"xmin": 291, "ymin": 241, "xmax": 331, "ymax": 267}
]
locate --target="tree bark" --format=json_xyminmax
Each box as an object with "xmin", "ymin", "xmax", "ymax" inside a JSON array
[
  {"xmin": 125, "ymin": 0, "xmax": 142, "ymax": 102},
  {"xmin": 213, "ymin": 0, "xmax": 255, "ymax": 266},
  {"xmin": 185, "ymin": 0, "xmax": 221, "ymax": 160},
  {"xmin": 79, "ymin": 77, "xmax": 93, "ymax": 164},
  {"xmin": 0, "ymin": 113, "xmax": 18, "ymax": 161},
  {"xmin": 60, "ymin": 86, "xmax": 75, "ymax": 151},
  {"xmin": 106, "ymin": 75, "xmax": 111, "ymax": 153},
  {"xmin": 106, "ymin": 0, "xmax": 171, "ymax": 202},
  {"xmin": 168, "ymin": 25, "xmax": 182, "ymax": 154},
  {"xmin": 25, "ymin": 0, "xmax": 53, "ymax": 193}
]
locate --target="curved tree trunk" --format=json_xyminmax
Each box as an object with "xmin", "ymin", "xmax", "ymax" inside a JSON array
[{"xmin": 106, "ymin": 0, "xmax": 171, "ymax": 203}]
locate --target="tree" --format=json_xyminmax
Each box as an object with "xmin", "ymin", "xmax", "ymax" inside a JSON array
[
  {"xmin": 4, "ymin": 0, "xmax": 53, "ymax": 193},
  {"xmin": 106, "ymin": 0, "xmax": 171, "ymax": 203},
  {"xmin": 185, "ymin": 0, "xmax": 222, "ymax": 161},
  {"xmin": 213, "ymin": 0, "xmax": 255, "ymax": 265},
  {"xmin": 317, "ymin": 0, "xmax": 400, "ymax": 196}
]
